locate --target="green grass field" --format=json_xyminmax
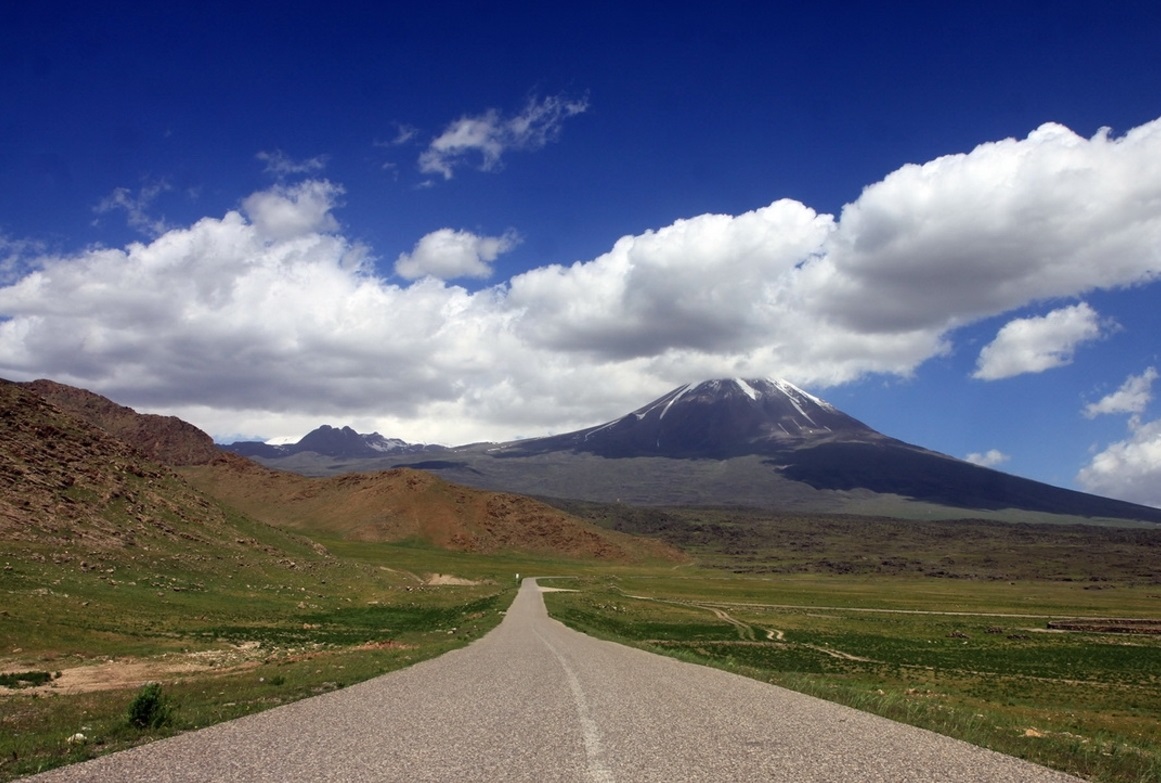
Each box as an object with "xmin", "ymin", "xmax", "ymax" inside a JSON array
[
  {"xmin": 545, "ymin": 570, "xmax": 1161, "ymax": 783},
  {"xmin": 0, "ymin": 531, "xmax": 549, "ymax": 781},
  {"xmin": 6, "ymin": 504, "xmax": 1161, "ymax": 783}
]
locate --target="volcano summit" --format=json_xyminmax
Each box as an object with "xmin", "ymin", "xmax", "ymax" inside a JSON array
[{"xmin": 499, "ymin": 378, "xmax": 884, "ymax": 458}]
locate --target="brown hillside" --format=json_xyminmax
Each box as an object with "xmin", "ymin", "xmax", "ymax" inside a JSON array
[
  {"xmin": 23, "ymin": 378, "xmax": 220, "ymax": 466},
  {"xmin": 13, "ymin": 377, "xmax": 682, "ymax": 561},
  {"xmin": 182, "ymin": 455, "xmax": 683, "ymax": 562},
  {"xmin": 1, "ymin": 379, "xmax": 245, "ymax": 553}
]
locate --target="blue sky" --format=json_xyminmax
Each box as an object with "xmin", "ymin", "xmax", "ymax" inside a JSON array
[{"xmin": 2, "ymin": 2, "xmax": 1160, "ymax": 507}]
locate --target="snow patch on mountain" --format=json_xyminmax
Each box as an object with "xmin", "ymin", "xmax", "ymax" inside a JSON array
[
  {"xmin": 658, "ymin": 384, "xmax": 692, "ymax": 420},
  {"xmin": 265, "ymin": 435, "xmax": 300, "ymax": 446},
  {"xmin": 733, "ymin": 378, "xmax": 761, "ymax": 401}
]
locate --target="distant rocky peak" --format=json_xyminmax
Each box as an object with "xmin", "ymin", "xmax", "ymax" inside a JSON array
[{"xmin": 223, "ymin": 423, "xmax": 436, "ymax": 460}]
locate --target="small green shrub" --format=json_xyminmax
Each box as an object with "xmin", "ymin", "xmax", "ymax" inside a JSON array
[
  {"xmin": 0, "ymin": 670, "xmax": 53, "ymax": 688},
  {"xmin": 127, "ymin": 682, "xmax": 172, "ymax": 729}
]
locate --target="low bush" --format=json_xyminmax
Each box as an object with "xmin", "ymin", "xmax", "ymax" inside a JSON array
[
  {"xmin": 0, "ymin": 671, "xmax": 54, "ymax": 689},
  {"xmin": 127, "ymin": 682, "xmax": 172, "ymax": 729}
]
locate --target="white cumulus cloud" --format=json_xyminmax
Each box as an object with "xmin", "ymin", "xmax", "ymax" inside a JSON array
[
  {"xmin": 964, "ymin": 449, "xmax": 1010, "ymax": 467},
  {"xmin": 816, "ymin": 121, "xmax": 1161, "ymax": 334},
  {"xmin": 395, "ymin": 228, "xmax": 520, "ymax": 281},
  {"xmin": 1078, "ymin": 417, "xmax": 1161, "ymax": 508},
  {"xmin": 971, "ymin": 303, "xmax": 1108, "ymax": 381},
  {"xmin": 419, "ymin": 93, "xmax": 589, "ymax": 179},
  {"xmin": 1083, "ymin": 367, "xmax": 1158, "ymax": 418},
  {"xmin": 241, "ymin": 180, "xmax": 343, "ymax": 241},
  {"xmin": 2, "ymin": 116, "xmax": 1161, "ymax": 452}
]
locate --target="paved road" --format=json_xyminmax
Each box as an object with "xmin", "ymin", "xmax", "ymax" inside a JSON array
[{"xmin": 27, "ymin": 579, "xmax": 1084, "ymax": 782}]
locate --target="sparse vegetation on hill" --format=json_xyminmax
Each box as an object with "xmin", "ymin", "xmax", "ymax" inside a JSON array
[
  {"xmin": 21, "ymin": 379, "xmax": 220, "ymax": 467},
  {"xmin": 179, "ymin": 455, "xmax": 682, "ymax": 563},
  {"xmin": 1, "ymin": 379, "xmax": 225, "ymax": 550}
]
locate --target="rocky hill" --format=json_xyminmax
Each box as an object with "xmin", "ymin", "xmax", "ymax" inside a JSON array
[
  {"xmin": 0, "ymin": 379, "xmax": 309, "ymax": 566},
  {"xmin": 22, "ymin": 379, "xmax": 220, "ymax": 466},
  {"xmin": 9, "ymin": 378, "xmax": 678, "ymax": 562}
]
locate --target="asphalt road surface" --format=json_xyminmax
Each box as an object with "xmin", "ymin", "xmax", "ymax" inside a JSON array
[{"xmin": 27, "ymin": 579, "xmax": 1084, "ymax": 782}]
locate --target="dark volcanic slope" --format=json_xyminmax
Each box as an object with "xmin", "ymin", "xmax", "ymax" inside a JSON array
[
  {"xmin": 456, "ymin": 377, "xmax": 1161, "ymax": 523},
  {"xmin": 779, "ymin": 441, "xmax": 1161, "ymax": 521}
]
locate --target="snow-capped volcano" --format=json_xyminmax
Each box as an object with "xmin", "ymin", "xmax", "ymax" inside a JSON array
[
  {"xmin": 502, "ymin": 377, "xmax": 882, "ymax": 458},
  {"xmin": 215, "ymin": 377, "xmax": 1161, "ymax": 523}
]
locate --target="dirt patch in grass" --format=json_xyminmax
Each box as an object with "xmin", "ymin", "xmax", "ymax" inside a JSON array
[
  {"xmin": 0, "ymin": 647, "xmax": 269, "ymax": 696},
  {"xmin": 425, "ymin": 573, "xmax": 481, "ymax": 586},
  {"xmin": 352, "ymin": 640, "xmax": 415, "ymax": 651}
]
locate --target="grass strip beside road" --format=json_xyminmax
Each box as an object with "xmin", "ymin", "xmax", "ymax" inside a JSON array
[{"xmin": 0, "ymin": 534, "xmax": 540, "ymax": 782}]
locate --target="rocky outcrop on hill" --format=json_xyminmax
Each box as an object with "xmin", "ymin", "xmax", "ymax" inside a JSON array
[
  {"xmin": 0, "ymin": 379, "xmax": 228, "ymax": 549},
  {"xmin": 22, "ymin": 379, "xmax": 220, "ymax": 467}
]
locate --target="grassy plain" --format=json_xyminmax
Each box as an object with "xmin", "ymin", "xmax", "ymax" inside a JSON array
[
  {"xmin": 0, "ymin": 528, "xmax": 578, "ymax": 781},
  {"xmin": 535, "ymin": 507, "xmax": 1161, "ymax": 783},
  {"xmin": 6, "ymin": 498, "xmax": 1161, "ymax": 783}
]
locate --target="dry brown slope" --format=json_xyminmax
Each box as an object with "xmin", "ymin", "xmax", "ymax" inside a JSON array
[
  {"xmin": 0, "ymin": 379, "xmax": 271, "ymax": 558},
  {"xmin": 18, "ymin": 376, "xmax": 683, "ymax": 562},
  {"xmin": 182, "ymin": 455, "xmax": 683, "ymax": 562},
  {"xmin": 22, "ymin": 378, "xmax": 220, "ymax": 466}
]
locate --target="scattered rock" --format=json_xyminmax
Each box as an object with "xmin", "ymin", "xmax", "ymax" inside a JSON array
[{"xmin": 425, "ymin": 573, "xmax": 480, "ymax": 586}]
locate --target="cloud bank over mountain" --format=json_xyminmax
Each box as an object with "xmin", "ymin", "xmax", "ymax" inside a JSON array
[{"xmin": 2, "ymin": 117, "xmax": 1161, "ymax": 503}]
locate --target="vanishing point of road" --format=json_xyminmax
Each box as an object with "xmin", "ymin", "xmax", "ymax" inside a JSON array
[{"xmin": 27, "ymin": 579, "xmax": 1083, "ymax": 782}]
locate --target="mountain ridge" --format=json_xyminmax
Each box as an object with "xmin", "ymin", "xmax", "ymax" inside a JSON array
[
  {"xmin": 8, "ymin": 377, "xmax": 678, "ymax": 560},
  {"xmin": 225, "ymin": 424, "xmax": 439, "ymax": 460},
  {"xmin": 225, "ymin": 377, "xmax": 1161, "ymax": 524},
  {"xmin": 16, "ymin": 374, "xmax": 1160, "ymax": 525}
]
